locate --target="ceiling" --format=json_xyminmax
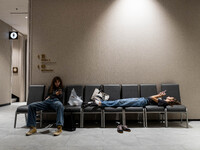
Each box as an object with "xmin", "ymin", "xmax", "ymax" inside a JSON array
[{"xmin": 0, "ymin": 0, "xmax": 28, "ymax": 35}]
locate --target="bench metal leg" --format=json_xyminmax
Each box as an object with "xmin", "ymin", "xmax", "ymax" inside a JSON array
[
  {"xmin": 25, "ymin": 113, "xmax": 28, "ymax": 124},
  {"xmin": 101, "ymin": 109, "xmax": 104, "ymax": 128},
  {"xmin": 40, "ymin": 111, "xmax": 43, "ymax": 128},
  {"xmin": 165, "ymin": 108, "xmax": 168, "ymax": 127},
  {"xmin": 143, "ymin": 108, "xmax": 146, "ymax": 127},
  {"xmin": 14, "ymin": 111, "xmax": 17, "ymax": 128},
  {"xmin": 80, "ymin": 109, "xmax": 84, "ymax": 128},
  {"xmin": 159, "ymin": 113, "xmax": 161, "ymax": 123},
  {"xmin": 145, "ymin": 111, "xmax": 148, "ymax": 127},
  {"xmin": 161, "ymin": 113, "xmax": 164, "ymax": 123},
  {"xmin": 181, "ymin": 113, "xmax": 183, "ymax": 124},
  {"xmin": 102, "ymin": 109, "xmax": 105, "ymax": 128},
  {"xmin": 115, "ymin": 113, "xmax": 120, "ymax": 121},
  {"xmin": 122, "ymin": 109, "xmax": 126, "ymax": 125},
  {"xmin": 186, "ymin": 109, "xmax": 189, "ymax": 128},
  {"xmin": 137, "ymin": 113, "xmax": 140, "ymax": 122}
]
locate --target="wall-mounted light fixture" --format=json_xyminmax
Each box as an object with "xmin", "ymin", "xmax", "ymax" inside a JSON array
[
  {"xmin": 13, "ymin": 67, "xmax": 18, "ymax": 73},
  {"xmin": 9, "ymin": 31, "xmax": 18, "ymax": 40}
]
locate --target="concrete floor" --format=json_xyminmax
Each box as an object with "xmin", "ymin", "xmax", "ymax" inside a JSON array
[{"xmin": 0, "ymin": 102, "xmax": 200, "ymax": 150}]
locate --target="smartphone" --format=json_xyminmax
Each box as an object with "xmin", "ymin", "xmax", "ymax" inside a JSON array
[{"xmin": 58, "ymin": 88, "xmax": 62, "ymax": 94}]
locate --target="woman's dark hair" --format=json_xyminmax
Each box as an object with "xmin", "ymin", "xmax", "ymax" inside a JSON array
[
  {"xmin": 168, "ymin": 98, "xmax": 181, "ymax": 106},
  {"xmin": 49, "ymin": 76, "xmax": 63, "ymax": 94}
]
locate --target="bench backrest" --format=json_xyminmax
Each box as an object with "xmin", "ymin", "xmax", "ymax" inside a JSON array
[
  {"xmin": 140, "ymin": 84, "xmax": 157, "ymax": 97},
  {"xmin": 65, "ymin": 85, "xmax": 84, "ymax": 105},
  {"xmin": 27, "ymin": 85, "xmax": 45, "ymax": 105},
  {"xmin": 122, "ymin": 84, "xmax": 139, "ymax": 98},
  {"xmin": 84, "ymin": 85, "xmax": 101, "ymax": 103},
  {"xmin": 161, "ymin": 84, "xmax": 181, "ymax": 102},
  {"xmin": 103, "ymin": 84, "xmax": 121, "ymax": 101}
]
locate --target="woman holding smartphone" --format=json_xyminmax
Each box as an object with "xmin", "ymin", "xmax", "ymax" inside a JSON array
[
  {"xmin": 26, "ymin": 76, "xmax": 64, "ymax": 136},
  {"xmin": 94, "ymin": 90, "xmax": 181, "ymax": 107}
]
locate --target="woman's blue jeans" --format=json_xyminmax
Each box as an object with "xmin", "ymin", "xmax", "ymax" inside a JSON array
[
  {"xmin": 27, "ymin": 98, "xmax": 64, "ymax": 127},
  {"xmin": 101, "ymin": 97, "xmax": 148, "ymax": 107}
]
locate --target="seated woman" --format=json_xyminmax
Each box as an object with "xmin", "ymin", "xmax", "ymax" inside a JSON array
[
  {"xmin": 94, "ymin": 90, "xmax": 181, "ymax": 107},
  {"xmin": 26, "ymin": 76, "xmax": 64, "ymax": 136}
]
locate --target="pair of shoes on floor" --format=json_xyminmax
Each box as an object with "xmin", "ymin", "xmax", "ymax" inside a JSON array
[
  {"xmin": 26, "ymin": 125, "xmax": 62, "ymax": 136},
  {"xmin": 117, "ymin": 124, "xmax": 131, "ymax": 133}
]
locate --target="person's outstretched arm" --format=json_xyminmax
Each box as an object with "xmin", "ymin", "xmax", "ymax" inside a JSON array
[{"xmin": 150, "ymin": 90, "xmax": 166, "ymax": 103}]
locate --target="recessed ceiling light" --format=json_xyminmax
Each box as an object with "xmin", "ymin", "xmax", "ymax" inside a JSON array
[{"xmin": 25, "ymin": 16, "xmax": 28, "ymax": 19}]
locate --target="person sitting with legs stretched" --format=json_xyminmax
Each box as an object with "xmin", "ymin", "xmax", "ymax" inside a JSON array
[{"xmin": 26, "ymin": 76, "xmax": 64, "ymax": 136}]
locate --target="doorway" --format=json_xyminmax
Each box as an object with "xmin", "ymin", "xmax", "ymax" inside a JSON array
[{"xmin": 11, "ymin": 33, "xmax": 27, "ymax": 103}]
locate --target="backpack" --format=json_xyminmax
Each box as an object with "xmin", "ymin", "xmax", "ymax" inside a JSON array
[{"xmin": 63, "ymin": 112, "xmax": 76, "ymax": 131}]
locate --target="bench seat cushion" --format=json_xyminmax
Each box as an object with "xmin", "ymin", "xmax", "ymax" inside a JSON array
[
  {"xmin": 125, "ymin": 107, "xmax": 144, "ymax": 112},
  {"xmin": 166, "ymin": 105, "xmax": 186, "ymax": 112},
  {"xmin": 64, "ymin": 105, "xmax": 82, "ymax": 112},
  {"xmin": 16, "ymin": 105, "xmax": 28, "ymax": 113},
  {"xmin": 83, "ymin": 106, "xmax": 102, "ymax": 112},
  {"xmin": 146, "ymin": 105, "xmax": 165, "ymax": 112},
  {"xmin": 104, "ymin": 107, "xmax": 123, "ymax": 112}
]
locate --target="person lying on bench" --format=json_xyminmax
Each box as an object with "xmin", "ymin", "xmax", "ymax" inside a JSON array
[
  {"xmin": 26, "ymin": 76, "xmax": 64, "ymax": 136},
  {"xmin": 94, "ymin": 90, "xmax": 181, "ymax": 107}
]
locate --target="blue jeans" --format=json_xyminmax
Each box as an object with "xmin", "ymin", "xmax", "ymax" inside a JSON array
[
  {"xmin": 101, "ymin": 97, "xmax": 148, "ymax": 107},
  {"xmin": 27, "ymin": 98, "xmax": 64, "ymax": 127}
]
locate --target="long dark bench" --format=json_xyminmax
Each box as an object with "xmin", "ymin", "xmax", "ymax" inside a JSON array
[{"xmin": 14, "ymin": 84, "xmax": 188, "ymax": 128}]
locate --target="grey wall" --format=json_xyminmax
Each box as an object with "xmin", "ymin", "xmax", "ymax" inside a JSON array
[
  {"xmin": 0, "ymin": 20, "xmax": 12, "ymax": 105},
  {"xmin": 30, "ymin": 0, "xmax": 200, "ymax": 119}
]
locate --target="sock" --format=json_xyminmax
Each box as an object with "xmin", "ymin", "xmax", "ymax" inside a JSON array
[{"xmin": 95, "ymin": 100, "xmax": 101, "ymax": 106}]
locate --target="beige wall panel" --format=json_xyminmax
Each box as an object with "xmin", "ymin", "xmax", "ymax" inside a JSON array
[
  {"xmin": 0, "ymin": 20, "xmax": 12, "ymax": 105},
  {"xmin": 30, "ymin": 0, "xmax": 200, "ymax": 119}
]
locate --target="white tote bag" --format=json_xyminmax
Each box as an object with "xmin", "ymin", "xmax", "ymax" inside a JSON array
[
  {"xmin": 91, "ymin": 88, "xmax": 109, "ymax": 101},
  {"xmin": 68, "ymin": 88, "xmax": 83, "ymax": 106}
]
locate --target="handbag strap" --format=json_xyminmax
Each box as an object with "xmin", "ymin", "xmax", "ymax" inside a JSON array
[{"xmin": 99, "ymin": 85, "xmax": 104, "ymax": 92}]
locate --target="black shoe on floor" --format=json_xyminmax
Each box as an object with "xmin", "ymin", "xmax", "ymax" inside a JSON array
[
  {"xmin": 122, "ymin": 125, "xmax": 131, "ymax": 132},
  {"xmin": 117, "ymin": 125, "xmax": 123, "ymax": 133}
]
